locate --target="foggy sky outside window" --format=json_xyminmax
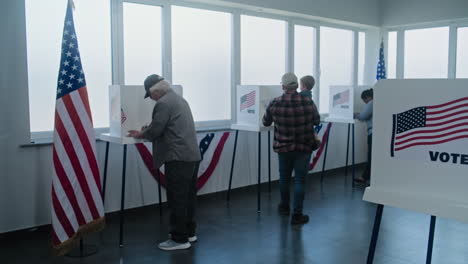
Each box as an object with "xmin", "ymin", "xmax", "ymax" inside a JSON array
[
  {"xmin": 25, "ymin": 0, "xmax": 111, "ymax": 132},
  {"xmin": 172, "ymin": 6, "xmax": 232, "ymax": 121},
  {"xmin": 456, "ymin": 27, "xmax": 468, "ymax": 78},
  {"xmin": 358, "ymin": 32, "xmax": 366, "ymax": 85},
  {"xmin": 294, "ymin": 25, "xmax": 316, "ymax": 93},
  {"xmin": 387, "ymin": 31, "xmax": 397, "ymax": 79},
  {"xmin": 319, "ymin": 26, "xmax": 353, "ymax": 113},
  {"xmin": 404, "ymin": 27, "xmax": 449, "ymax": 78},
  {"xmin": 124, "ymin": 3, "xmax": 162, "ymax": 85},
  {"xmin": 241, "ymin": 15, "xmax": 286, "ymax": 85}
]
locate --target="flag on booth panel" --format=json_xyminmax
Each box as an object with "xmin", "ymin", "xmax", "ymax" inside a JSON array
[{"xmin": 51, "ymin": 1, "xmax": 105, "ymax": 255}]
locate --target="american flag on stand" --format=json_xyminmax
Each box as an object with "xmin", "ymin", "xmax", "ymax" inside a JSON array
[
  {"xmin": 332, "ymin": 89, "xmax": 350, "ymax": 107},
  {"xmin": 240, "ymin": 90, "xmax": 256, "ymax": 111},
  {"xmin": 376, "ymin": 40, "xmax": 386, "ymax": 80},
  {"xmin": 51, "ymin": 1, "xmax": 105, "ymax": 255},
  {"xmin": 391, "ymin": 97, "xmax": 468, "ymax": 157}
]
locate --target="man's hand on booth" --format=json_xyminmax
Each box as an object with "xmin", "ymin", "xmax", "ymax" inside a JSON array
[{"xmin": 127, "ymin": 130, "xmax": 144, "ymax": 139}]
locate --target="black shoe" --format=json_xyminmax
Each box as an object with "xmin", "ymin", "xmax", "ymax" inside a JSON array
[
  {"xmin": 278, "ymin": 204, "xmax": 290, "ymax": 215},
  {"xmin": 291, "ymin": 213, "xmax": 309, "ymax": 225}
]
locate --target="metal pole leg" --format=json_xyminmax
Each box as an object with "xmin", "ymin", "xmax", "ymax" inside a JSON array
[
  {"xmin": 366, "ymin": 204, "xmax": 384, "ymax": 264},
  {"xmin": 157, "ymin": 170, "xmax": 162, "ymax": 216},
  {"xmin": 102, "ymin": 142, "xmax": 110, "ymax": 203},
  {"xmin": 352, "ymin": 123, "xmax": 356, "ymax": 187},
  {"xmin": 268, "ymin": 130, "xmax": 271, "ymax": 193},
  {"xmin": 320, "ymin": 124, "xmax": 332, "ymax": 182},
  {"xmin": 227, "ymin": 130, "xmax": 239, "ymax": 201},
  {"xmin": 426, "ymin": 216, "xmax": 437, "ymax": 264},
  {"xmin": 345, "ymin": 123, "xmax": 350, "ymax": 178},
  {"xmin": 257, "ymin": 131, "xmax": 261, "ymax": 213},
  {"xmin": 119, "ymin": 145, "xmax": 128, "ymax": 248}
]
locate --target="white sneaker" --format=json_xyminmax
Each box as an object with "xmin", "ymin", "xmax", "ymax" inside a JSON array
[
  {"xmin": 168, "ymin": 234, "xmax": 198, "ymax": 243},
  {"xmin": 158, "ymin": 239, "xmax": 191, "ymax": 251}
]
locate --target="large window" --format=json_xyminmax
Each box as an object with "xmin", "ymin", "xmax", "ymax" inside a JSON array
[
  {"xmin": 294, "ymin": 25, "xmax": 316, "ymax": 88},
  {"xmin": 123, "ymin": 3, "xmax": 162, "ymax": 85},
  {"xmin": 387, "ymin": 31, "xmax": 397, "ymax": 79},
  {"xmin": 25, "ymin": 0, "xmax": 111, "ymax": 132},
  {"xmin": 241, "ymin": 15, "xmax": 286, "ymax": 85},
  {"xmin": 404, "ymin": 27, "xmax": 449, "ymax": 78},
  {"xmin": 358, "ymin": 32, "xmax": 366, "ymax": 85},
  {"xmin": 172, "ymin": 6, "xmax": 232, "ymax": 121},
  {"xmin": 319, "ymin": 26, "xmax": 353, "ymax": 113},
  {"xmin": 456, "ymin": 27, "xmax": 468, "ymax": 78}
]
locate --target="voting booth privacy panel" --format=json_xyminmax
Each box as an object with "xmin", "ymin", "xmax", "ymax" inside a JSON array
[
  {"xmin": 363, "ymin": 79, "xmax": 468, "ymax": 223},
  {"xmin": 106, "ymin": 84, "xmax": 183, "ymax": 144},
  {"xmin": 232, "ymin": 85, "xmax": 283, "ymax": 131}
]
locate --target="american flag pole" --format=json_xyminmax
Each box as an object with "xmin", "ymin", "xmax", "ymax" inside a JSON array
[
  {"xmin": 52, "ymin": 0, "xmax": 105, "ymax": 255},
  {"xmin": 376, "ymin": 39, "xmax": 386, "ymax": 80}
]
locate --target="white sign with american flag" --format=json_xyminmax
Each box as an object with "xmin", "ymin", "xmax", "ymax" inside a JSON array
[
  {"xmin": 364, "ymin": 79, "xmax": 468, "ymax": 224},
  {"xmin": 328, "ymin": 85, "xmax": 354, "ymax": 121},
  {"xmin": 52, "ymin": 2, "xmax": 105, "ymax": 255},
  {"xmin": 391, "ymin": 97, "xmax": 468, "ymax": 164}
]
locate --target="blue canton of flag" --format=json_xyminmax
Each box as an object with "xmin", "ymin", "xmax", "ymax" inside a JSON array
[
  {"xmin": 56, "ymin": 6, "xmax": 86, "ymax": 99},
  {"xmin": 199, "ymin": 133, "xmax": 215, "ymax": 159},
  {"xmin": 376, "ymin": 40, "xmax": 386, "ymax": 80}
]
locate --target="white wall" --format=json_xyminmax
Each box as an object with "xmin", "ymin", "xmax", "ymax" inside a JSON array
[
  {"xmin": 0, "ymin": 0, "xmax": 372, "ymax": 233},
  {"xmin": 381, "ymin": 0, "xmax": 468, "ymax": 27}
]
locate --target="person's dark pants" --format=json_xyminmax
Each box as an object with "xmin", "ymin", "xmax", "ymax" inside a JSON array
[
  {"xmin": 165, "ymin": 161, "xmax": 199, "ymax": 243},
  {"xmin": 363, "ymin": 134, "xmax": 372, "ymax": 181},
  {"xmin": 278, "ymin": 152, "xmax": 311, "ymax": 214}
]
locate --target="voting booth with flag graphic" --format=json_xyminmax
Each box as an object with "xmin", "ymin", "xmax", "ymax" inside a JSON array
[
  {"xmin": 232, "ymin": 85, "xmax": 283, "ymax": 132},
  {"xmin": 364, "ymin": 79, "xmax": 468, "ymax": 223}
]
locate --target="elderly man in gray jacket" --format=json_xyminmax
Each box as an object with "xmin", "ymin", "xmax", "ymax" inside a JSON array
[{"xmin": 128, "ymin": 74, "xmax": 201, "ymax": 251}]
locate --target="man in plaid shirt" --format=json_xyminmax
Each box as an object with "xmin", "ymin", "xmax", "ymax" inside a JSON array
[{"xmin": 263, "ymin": 72, "xmax": 320, "ymax": 225}]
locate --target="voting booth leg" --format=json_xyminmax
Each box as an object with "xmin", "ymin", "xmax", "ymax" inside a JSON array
[
  {"xmin": 426, "ymin": 216, "xmax": 437, "ymax": 264},
  {"xmin": 102, "ymin": 142, "xmax": 110, "ymax": 203},
  {"xmin": 345, "ymin": 124, "xmax": 351, "ymax": 178},
  {"xmin": 119, "ymin": 145, "xmax": 128, "ymax": 248},
  {"xmin": 268, "ymin": 131, "xmax": 271, "ymax": 193},
  {"xmin": 257, "ymin": 131, "xmax": 261, "ymax": 213},
  {"xmin": 352, "ymin": 123, "xmax": 356, "ymax": 187},
  {"xmin": 227, "ymin": 130, "xmax": 239, "ymax": 202},
  {"xmin": 320, "ymin": 124, "xmax": 332, "ymax": 182},
  {"xmin": 156, "ymin": 170, "xmax": 162, "ymax": 216},
  {"xmin": 367, "ymin": 204, "xmax": 384, "ymax": 264},
  {"xmin": 65, "ymin": 238, "xmax": 98, "ymax": 258}
]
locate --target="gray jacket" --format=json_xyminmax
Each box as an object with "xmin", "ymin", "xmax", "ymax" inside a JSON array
[
  {"xmin": 357, "ymin": 100, "xmax": 373, "ymax": 135},
  {"xmin": 142, "ymin": 89, "xmax": 201, "ymax": 169}
]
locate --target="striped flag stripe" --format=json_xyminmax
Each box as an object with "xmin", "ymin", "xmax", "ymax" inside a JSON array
[
  {"xmin": 427, "ymin": 103, "xmax": 468, "ymax": 115},
  {"xmin": 51, "ymin": 175, "xmax": 79, "ymax": 231},
  {"xmin": 52, "ymin": 187, "xmax": 75, "ymax": 238},
  {"xmin": 426, "ymin": 109, "xmax": 468, "ymax": 121},
  {"xmin": 52, "ymin": 231, "xmax": 60, "ymax": 246},
  {"xmin": 426, "ymin": 97, "xmax": 468, "ymax": 110},
  {"xmin": 395, "ymin": 128, "xmax": 468, "ymax": 145},
  {"xmin": 426, "ymin": 116, "xmax": 467, "ymax": 127},
  {"xmin": 78, "ymin": 86, "xmax": 93, "ymax": 121},
  {"xmin": 53, "ymin": 148, "xmax": 86, "ymax": 226},
  {"xmin": 54, "ymin": 130, "xmax": 93, "ymax": 222},
  {"xmin": 394, "ymin": 135, "xmax": 468, "ymax": 151},
  {"xmin": 54, "ymin": 111, "xmax": 100, "ymax": 219},
  {"xmin": 56, "ymin": 102, "xmax": 103, "ymax": 216},
  {"xmin": 51, "ymin": 204, "xmax": 69, "ymax": 243},
  {"xmin": 396, "ymin": 122, "xmax": 468, "ymax": 139},
  {"xmin": 62, "ymin": 94, "xmax": 102, "ymax": 197},
  {"xmin": 71, "ymin": 90, "xmax": 98, "ymax": 156}
]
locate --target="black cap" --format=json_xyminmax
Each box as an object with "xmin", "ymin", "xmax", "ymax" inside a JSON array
[{"xmin": 144, "ymin": 74, "xmax": 164, "ymax": 98}]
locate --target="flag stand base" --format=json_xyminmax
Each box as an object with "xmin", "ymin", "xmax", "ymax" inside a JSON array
[{"xmin": 65, "ymin": 239, "xmax": 98, "ymax": 258}]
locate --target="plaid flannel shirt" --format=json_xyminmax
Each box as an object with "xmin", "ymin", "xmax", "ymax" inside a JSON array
[{"xmin": 262, "ymin": 90, "xmax": 320, "ymax": 153}]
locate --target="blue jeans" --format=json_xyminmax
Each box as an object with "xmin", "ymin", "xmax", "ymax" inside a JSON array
[{"xmin": 278, "ymin": 152, "xmax": 311, "ymax": 214}]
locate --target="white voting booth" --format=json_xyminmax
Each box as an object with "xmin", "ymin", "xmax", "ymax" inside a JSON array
[
  {"xmin": 364, "ymin": 79, "xmax": 468, "ymax": 222},
  {"xmin": 231, "ymin": 85, "xmax": 283, "ymax": 131},
  {"xmin": 363, "ymin": 79, "xmax": 468, "ymax": 263},
  {"xmin": 102, "ymin": 84, "xmax": 183, "ymax": 144}
]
